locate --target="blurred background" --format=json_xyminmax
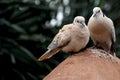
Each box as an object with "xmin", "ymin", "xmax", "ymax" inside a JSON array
[{"xmin": 0, "ymin": 0, "xmax": 120, "ymax": 79}]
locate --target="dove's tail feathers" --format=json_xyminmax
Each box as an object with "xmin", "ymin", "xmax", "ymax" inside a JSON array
[
  {"xmin": 110, "ymin": 42, "xmax": 116, "ymax": 56},
  {"xmin": 38, "ymin": 48, "xmax": 60, "ymax": 61}
]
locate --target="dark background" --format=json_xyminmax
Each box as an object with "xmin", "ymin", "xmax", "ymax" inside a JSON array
[{"xmin": 0, "ymin": 0, "xmax": 120, "ymax": 80}]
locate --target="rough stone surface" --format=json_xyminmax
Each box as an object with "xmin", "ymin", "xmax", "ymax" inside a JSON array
[{"xmin": 44, "ymin": 48, "xmax": 120, "ymax": 80}]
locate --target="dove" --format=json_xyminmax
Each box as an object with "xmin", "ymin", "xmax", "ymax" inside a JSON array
[
  {"xmin": 38, "ymin": 16, "xmax": 90, "ymax": 61},
  {"xmin": 88, "ymin": 7, "xmax": 116, "ymax": 56}
]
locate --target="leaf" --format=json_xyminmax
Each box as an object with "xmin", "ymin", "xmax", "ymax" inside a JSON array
[{"xmin": 0, "ymin": 19, "xmax": 26, "ymax": 33}]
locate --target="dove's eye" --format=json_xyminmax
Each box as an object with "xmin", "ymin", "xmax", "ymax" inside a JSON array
[
  {"xmin": 76, "ymin": 20, "xmax": 80, "ymax": 23},
  {"xmin": 98, "ymin": 10, "xmax": 100, "ymax": 13}
]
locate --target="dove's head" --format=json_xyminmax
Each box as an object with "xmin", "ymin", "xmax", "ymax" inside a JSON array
[
  {"xmin": 93, "ymin": 7, "xmax": 103, "ymax": 17},
  {"xmin": 73, "ymin": 16, "xmax": 86, "ymax": 27}
]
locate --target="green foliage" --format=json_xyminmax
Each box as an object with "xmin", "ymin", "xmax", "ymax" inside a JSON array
[{"xmin": 0, "ymin": 0, "xmax": 120, "ymax": 79}]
